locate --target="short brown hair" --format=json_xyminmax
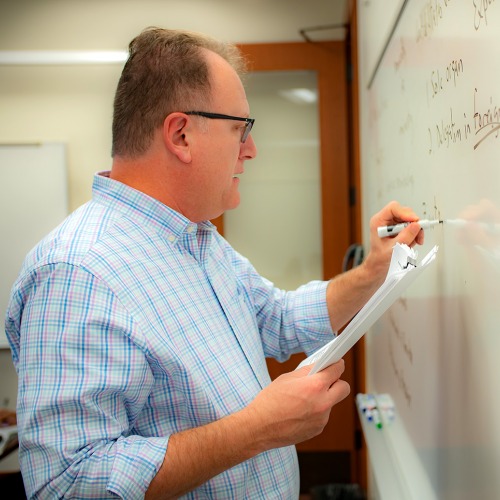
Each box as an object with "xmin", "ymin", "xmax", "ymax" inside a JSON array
[{"xmin": 112, "ymin": 27, "xmax": 246, "ymax": 158}]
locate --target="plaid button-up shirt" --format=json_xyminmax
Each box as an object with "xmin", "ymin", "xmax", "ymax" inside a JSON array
[{"xmin": 6, "ymin": 172, "xmax": 333, "ymax": 499}]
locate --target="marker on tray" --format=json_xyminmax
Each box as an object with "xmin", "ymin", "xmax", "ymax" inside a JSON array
[{"xmin": 356, "ymin": 394, "xmax": 382, "ymax": 428}]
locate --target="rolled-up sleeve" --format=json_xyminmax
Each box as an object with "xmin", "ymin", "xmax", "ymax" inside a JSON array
[
  {"xmin": 290, "ymin": 280, "xmax": 334, "ymax": 351},
  {"xmin": 7, "ymin": 263, "xmax": 168, "ymax": 499}
]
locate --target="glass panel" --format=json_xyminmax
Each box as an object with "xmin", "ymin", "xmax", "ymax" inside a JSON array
[{"xmin": 225, "ymin": 70, "xmax": 322, "ymax": 290}]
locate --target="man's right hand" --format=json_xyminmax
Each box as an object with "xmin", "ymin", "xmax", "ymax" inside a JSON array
[{"xmin": 246, "ymin": 360, "xmax": 350, "ymax": 451}]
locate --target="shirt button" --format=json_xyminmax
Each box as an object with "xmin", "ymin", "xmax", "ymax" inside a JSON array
[
  {"xmin": 186, "ymin": 225, "xmax": 196, "ymax": 234},
  {"xmin": 167, "ymin": 234, "xmax": 176, "ymax": 242}
]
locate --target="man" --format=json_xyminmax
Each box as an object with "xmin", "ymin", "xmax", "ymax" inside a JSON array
[{"xmin": 5, "ymin": 27, "xmax": 424, "ymax": 498}]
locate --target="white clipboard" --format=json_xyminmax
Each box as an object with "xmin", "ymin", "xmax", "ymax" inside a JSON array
[{"xmin": 298, "ymin": 244, "xmax": 438, "ymax": 375}]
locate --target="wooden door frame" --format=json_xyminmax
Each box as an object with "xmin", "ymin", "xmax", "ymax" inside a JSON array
[
  {"xmin": 230, "ymin": 41, "xmax": 351, "ymax": 282},
  {"xmin": 236, "ymin": 40, "xmax": 354, "ymax": 439},
  {"xmin": 348, "ymin": 1, "xmax": 368, "ymax": 490}
]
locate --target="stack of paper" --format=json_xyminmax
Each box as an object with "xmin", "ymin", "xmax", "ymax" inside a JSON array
[{"xmin": 298, "ymin": 244, "xmax": 438, "ymax": 374}]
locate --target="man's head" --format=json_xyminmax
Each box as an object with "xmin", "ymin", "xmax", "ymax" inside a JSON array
[
  {"xmin": 111, "ymin": 27, "xmax": 246, "ymax": 158},
  {"xmin": 110, "ymin": 27, "xmax": 257, "ymax": 222}
]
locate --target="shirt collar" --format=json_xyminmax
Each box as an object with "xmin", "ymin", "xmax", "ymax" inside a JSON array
[{"xmin": 92, "ymin": 171, "xmax": 215, "ymax": 243}]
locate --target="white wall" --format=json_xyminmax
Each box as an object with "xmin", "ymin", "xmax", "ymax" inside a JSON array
[{"xmin": 2, "ymin": 0, "xmax": 347, "ymax": 49}]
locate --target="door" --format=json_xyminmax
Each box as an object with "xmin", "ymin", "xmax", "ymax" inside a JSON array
[{"xmin": 224, "ymin": 70, "xmax": 323, "ymax": 290}]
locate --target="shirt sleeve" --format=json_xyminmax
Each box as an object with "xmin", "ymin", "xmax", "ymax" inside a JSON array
[
  {"xmin": 258, "ymin": 278, "xmax": 334, "ymax": 361},
  {"xmin": 225, "ymin": 245, "xmax": 335, "ymax": 362},
  {"xmin": 7, "ymin": 263, "xmax": 168, "ymax": 499}
]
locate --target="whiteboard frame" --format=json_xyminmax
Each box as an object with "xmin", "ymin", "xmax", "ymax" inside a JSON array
[{"xmin": 1, "ymin": 143, "xmax": 68, "ymax": 349}]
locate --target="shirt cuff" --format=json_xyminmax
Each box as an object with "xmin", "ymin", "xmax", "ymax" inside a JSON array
[
  {"xmin": 108, "ymin": 435, "xmax": 169, "ymax": 498},
  {"xmin": 293, "ymin": 280, "xmax": 335, "ymax": 356}
]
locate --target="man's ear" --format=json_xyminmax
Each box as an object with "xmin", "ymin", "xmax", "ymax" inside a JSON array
[{"xmin": 162, "ymin": 113, "xmax": 192, "ymax": 164}]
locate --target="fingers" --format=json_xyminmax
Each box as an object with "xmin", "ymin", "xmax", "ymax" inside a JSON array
[
  {"xmin": 321, "ymin": 360, "xmax": 350, "ymax": 402},
  {"xmin": 294, "ymin": 359, "xmax": 346, "ymax": 388},
  {"xmin": 327, "ymin": 379, "xmax": 350, "ymax": 405},
  {"xmin": 375, "ymin": 200, "xmax": 419, "ymax": 227},
  {"xmin": 395, "ymin": 221, "xmax": 425, "ymax": 247},
  {"xmin": 296, "ymin": 360, "xmax": 350, "ymax": 415},
  {"xmin": 317, "ymin": 358, "xmax": 345, "ymax": 384},
  {"xmin": 372, "ymin": 201, "xmax": 426, "ymax": 248},
  {"xmin": 294, "ymin": 358, "xmax": 343, "ymax": 375},
  {"xmin": 304, "ymin": 359, "xmax": 347, "ymax": 396}
]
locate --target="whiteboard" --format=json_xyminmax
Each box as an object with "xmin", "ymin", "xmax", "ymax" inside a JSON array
[
  {"xmin": 0, "ymin": 143, "xmax": 68, "ymax": 348},
  {"xmin": 357, "ymin": 1, "xmax": 500, "ymax": 499}
]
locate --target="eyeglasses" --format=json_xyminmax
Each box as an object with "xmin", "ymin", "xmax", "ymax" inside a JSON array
[{"xmin": 185, "ymin": 111, "xmax": 255, "ymax": 143}]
